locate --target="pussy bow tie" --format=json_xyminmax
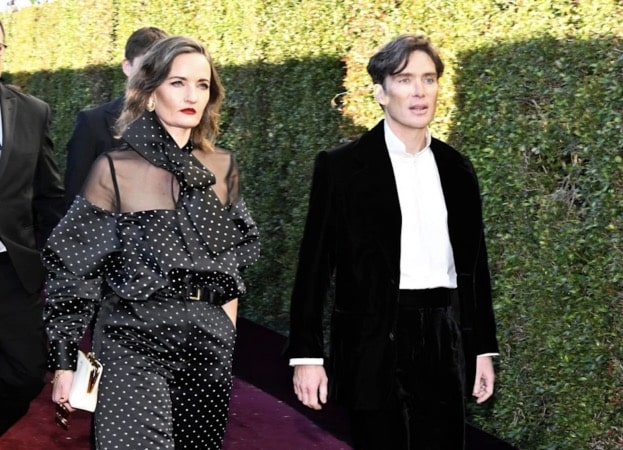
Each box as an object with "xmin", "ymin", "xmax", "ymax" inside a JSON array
[{"xmin": 123, "ymin": 112, "xmax": 243, "ymax": 255}]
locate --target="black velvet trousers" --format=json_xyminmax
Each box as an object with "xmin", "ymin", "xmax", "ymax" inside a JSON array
[{"xmin": 349, "ymin": 288, "xmax": 466, "ymax": 450}]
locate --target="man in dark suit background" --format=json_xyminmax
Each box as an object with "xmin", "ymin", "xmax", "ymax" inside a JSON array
[
  {"xmin": 63, "ymin": 26, "xmax": 167, "ymax": 207},
  {"xmin": 286, "ymin": 35, "xmax": 498, "ymax": 449},
  {"xmin": 0, "ymin": 20, "xmax": 64, "ymax": 435}
]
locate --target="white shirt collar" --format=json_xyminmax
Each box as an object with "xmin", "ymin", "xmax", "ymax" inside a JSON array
[{"xmin": 384, "ymin": 120, "xmax": 432, "ymax": 157}]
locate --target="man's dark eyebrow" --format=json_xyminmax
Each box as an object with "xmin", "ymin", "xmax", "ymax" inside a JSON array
[{"xmin": 391, "ymin": 71, "xmax": 437, "ymax": 78}]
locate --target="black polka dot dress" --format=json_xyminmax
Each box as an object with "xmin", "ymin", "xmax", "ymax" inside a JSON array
[{"xmin": 43, "ymin": 111, "xmax": 261, "ymax": 449}]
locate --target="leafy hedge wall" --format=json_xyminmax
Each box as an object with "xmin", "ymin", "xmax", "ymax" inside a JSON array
[{"xmin": 2, "ymin": 1, "xmax": 621, "ymax": 448}]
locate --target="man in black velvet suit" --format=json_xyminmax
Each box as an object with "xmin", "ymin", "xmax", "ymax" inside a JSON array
[
  {"xmin": 287, "ymin": 35, "xmax": 499, "ymax": 449},
  {"xmin": 0, "ymin": 20, "xmax": 64, "ymax": 436},
  {"xmin": 63, "ymin": 26, "xmax": 167, "ymax": 207}
]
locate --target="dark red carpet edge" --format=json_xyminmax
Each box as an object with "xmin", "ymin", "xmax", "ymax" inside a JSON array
[{"xmin": 0, "ymin": 318, "xmax": 516, "ymax": 449}]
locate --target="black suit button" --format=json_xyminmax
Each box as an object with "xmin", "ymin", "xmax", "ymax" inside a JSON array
[{"xmin": 389, "ymin": 332, "xmax": 395, "ymax": 341}]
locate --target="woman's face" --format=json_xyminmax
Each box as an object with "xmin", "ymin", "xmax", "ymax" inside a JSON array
[{"xmin": 152, "ymin": 52, "xmax": 212, "ymax": 146}]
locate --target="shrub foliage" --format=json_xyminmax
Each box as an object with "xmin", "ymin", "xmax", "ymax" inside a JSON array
[{"xmin": 2, "ymin": 1, "xmax": 621, "ymax": 448}]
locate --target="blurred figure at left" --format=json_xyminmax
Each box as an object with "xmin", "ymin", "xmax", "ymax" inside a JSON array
[{"xmin": 0, "ymin": 19, "xmax": 65, "ymax": 436}]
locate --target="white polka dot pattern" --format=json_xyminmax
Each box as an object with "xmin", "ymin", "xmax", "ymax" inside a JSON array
[
  {"xmin": 93, "ymin": 295, "xmax": 236, "ymax": 449},
  {"xmin": 42, "ymin": 111, "xmax": 260, "ymax": 449}
]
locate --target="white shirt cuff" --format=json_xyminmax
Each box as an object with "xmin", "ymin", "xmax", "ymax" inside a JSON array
[
  {"xmin": 290, "ymin": 354, "xmax": 496, "ymax": 365},
  {"xmin": 289, "ymin": 358, "xmax": 324, "ymax": 366}
]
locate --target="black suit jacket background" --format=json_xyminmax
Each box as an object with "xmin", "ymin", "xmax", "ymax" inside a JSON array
[
  {"xmin": 0, "ymin": 82, "xmax": 64, "ymax": 293},
  {"xmin": 64, "ymin": 95, "xmax": 123, "ymax": 206}
]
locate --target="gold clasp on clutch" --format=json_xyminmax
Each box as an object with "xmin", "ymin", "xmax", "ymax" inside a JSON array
[{"xmin": 86, "ymin": 352, "xmax": 101, "ymax": 394}]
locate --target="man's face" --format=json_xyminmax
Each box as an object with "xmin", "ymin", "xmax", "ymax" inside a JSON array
[{"xmin": 374, "ymin": 50, "xmax": 439, "ymax": 137}]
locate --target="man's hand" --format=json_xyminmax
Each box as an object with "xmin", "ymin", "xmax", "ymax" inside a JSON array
[
  {"xmin": 472, "ymin": 356, "xmax": 495, "ymax": 404},
  {"xmin": 293, "ymin": 365, "xmax": 328, "ymax": 410}
]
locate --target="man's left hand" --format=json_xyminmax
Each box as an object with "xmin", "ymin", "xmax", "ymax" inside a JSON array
[{"xmin": 472, "ymin": 356, "xmax": 495, "ymax": 404}]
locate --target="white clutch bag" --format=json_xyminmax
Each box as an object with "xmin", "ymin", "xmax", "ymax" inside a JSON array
[{"xmin": 68, "ymin": 350, "xmax": 103, "ymax": 412}]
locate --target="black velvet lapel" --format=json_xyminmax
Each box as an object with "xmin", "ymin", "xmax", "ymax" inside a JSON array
[
  {"xmin": 349, "ymin": 121, "xmax": 402, "ymax": 272},
  {"xmin": 431, "ymin": 139, "xmax": 481, "ymax": 273}
]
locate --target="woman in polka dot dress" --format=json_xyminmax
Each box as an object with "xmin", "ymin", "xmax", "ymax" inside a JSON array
[{"xmin": 43, "ymin": 36, "xmax": 260, "ymax": 449}]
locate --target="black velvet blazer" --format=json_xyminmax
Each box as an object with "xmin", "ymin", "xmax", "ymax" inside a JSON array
[{"xmin": 286, "ymin": 120, "xmax": 498, "ymax": 409}]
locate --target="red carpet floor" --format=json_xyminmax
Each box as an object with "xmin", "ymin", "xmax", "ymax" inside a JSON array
[
  {"xmin": 0, "ymin": 376, "xmax": 350, "ymax": 449},
  {"xmin": 0, "ymin": 318, "xmax": 515, "ymax": 449},
  {"xmin": 225, "ymin": 380, "xmax": 349, "ymax": 449}
]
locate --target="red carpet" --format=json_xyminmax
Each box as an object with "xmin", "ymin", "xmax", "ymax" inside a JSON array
[
  {"xmin": 0, "ymin": 318, "xmax": 351, "ymax": 450},
  {"xmin": 0, "ymin": 376, "xmax": 349, "ymax": 449},
  {"xmin": 225, "ymin": 380, "xmax": 349, "ymax": 449},
  {"xmin": 0, "ymin": 373, "xmax": 91, "ymax": 449},
  {"xmin": 0, "ymin": 318, "xmax": 514, "ymax": 449}
]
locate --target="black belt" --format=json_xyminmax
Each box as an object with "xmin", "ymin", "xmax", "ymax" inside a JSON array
[
  {"xmin": 398, "ymin": 288, "xmax": 455, "ymax": 307},
  {"xmin": 0, "ymin": 252, "xmax": 10, "ymax": 264},
  {"xmin": 157, "ymin": 285, "xmax": 224, "ymax": 304},
  {"xmin": 187, "ymin": 286, "xmax": 221, "ymax": 303}
]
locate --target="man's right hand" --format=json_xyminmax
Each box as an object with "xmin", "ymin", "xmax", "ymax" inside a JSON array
[{"xmin": 293, "ymin": 364, "xmax": 328, "ymax": 410}]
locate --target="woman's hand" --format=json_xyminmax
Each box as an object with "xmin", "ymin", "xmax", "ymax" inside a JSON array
[
  {"xmin": 221, "ymin": 298, "xmax": 238, "ymax": 328},
  {"xmin": 51, "ymin": 369, "xmax": 76, "ymax": 412}
]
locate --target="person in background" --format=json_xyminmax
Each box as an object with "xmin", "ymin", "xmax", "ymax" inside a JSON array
[
  {"xmin": 44, "ymin": 36, "xmax": 260, "ymax": 449},
  {"xmin": 63, "ymin": 26, "xmax": 168, "ymax": 208},
  {"xmin": 286, "ymin": 34, "xmax": 498, "ymax": 449},
  {"xmin": 0, "ymin": 19, "xmax": 64, "ymax": 436}
]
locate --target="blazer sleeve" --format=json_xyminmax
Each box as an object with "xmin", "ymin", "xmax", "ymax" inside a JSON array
[
  {"xmin": 285, "ymin": 151, "xmax": 336, "ymax": 359},
  {"xmin": 473, "ymin": 228, "xmax": 498, "ymax": 355},
  {"xmin": 64, "ymin": 110, "xmax": 99, "ymax": 208},
  {"xmin": 457, "ymin": 157, "xmax": 499, "ymax": 358},
  {"xmin": 32, "ymin": 102, "xmax": 64, "ymax": 245}
]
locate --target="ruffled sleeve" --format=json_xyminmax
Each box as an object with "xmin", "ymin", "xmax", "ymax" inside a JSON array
[
  {"xmin": 43, "ymin": 196, "xmax": 120, "ymax": 370},
  {"xmin": 229, "ymin": 197, "xmax": 260, "ymax": 270}
]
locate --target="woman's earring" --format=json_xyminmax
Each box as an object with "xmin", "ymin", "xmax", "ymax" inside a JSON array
[{"xmin": 146, "ymin": 97, "xmax": 155, "ymax": 112}]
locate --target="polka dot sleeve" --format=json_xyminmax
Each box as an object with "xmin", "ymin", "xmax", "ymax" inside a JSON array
[
  {"xmin": 43, "ymin": 197, "xmax": 120, "ymax": 370},
  {"xmin": 229, "ymin": 197, "xmax": 261, "ymax": 270}
]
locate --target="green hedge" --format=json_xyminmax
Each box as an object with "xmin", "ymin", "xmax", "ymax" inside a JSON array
[{"xmin": 2, "ymin": 1, "xmax": 621, "ymax": 448}]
